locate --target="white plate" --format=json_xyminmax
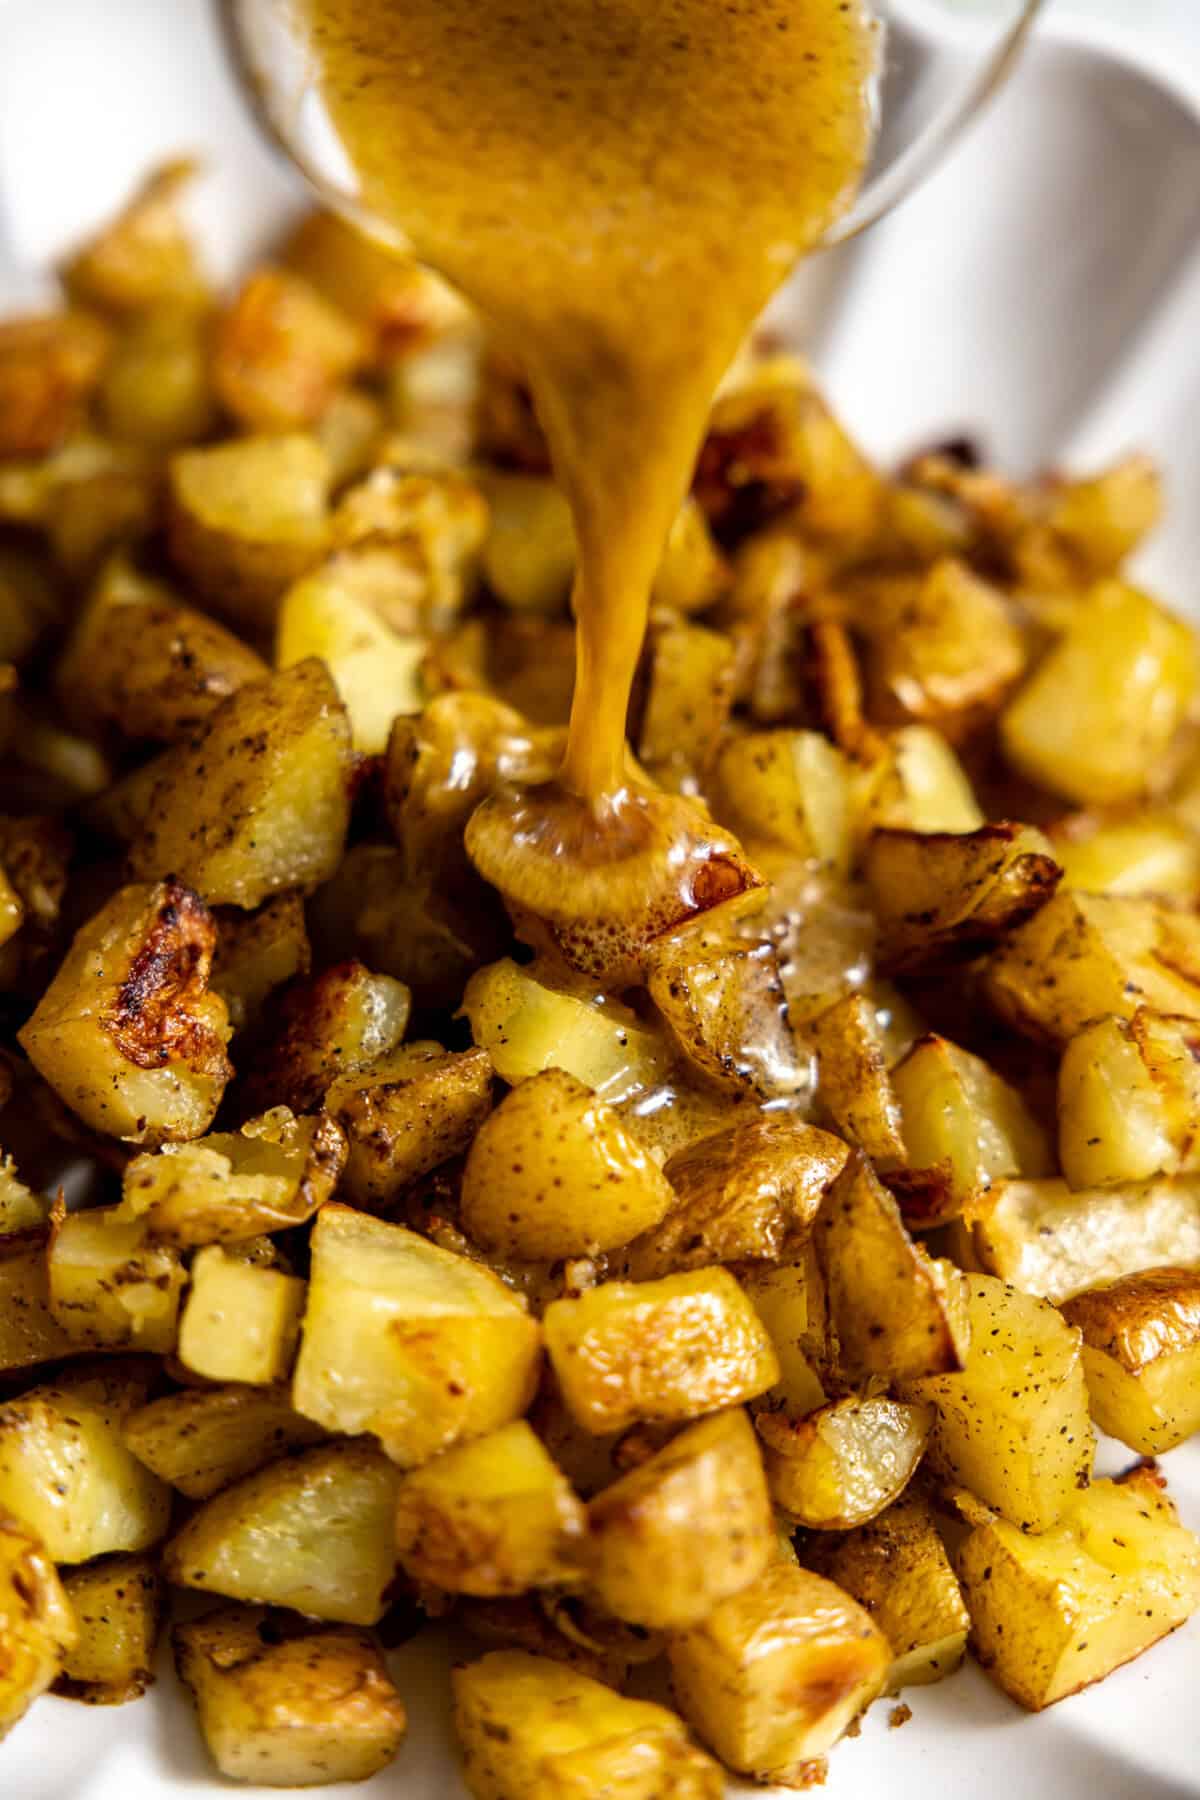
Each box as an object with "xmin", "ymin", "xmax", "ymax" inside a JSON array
[{"xmin": 1, "ymin": 4, "xmax": 1199, "ymax": 1795}]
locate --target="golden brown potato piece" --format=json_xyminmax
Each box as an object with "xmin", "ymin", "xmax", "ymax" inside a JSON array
[
  {"xmin": 178, "ymin": 1246, "xmax": 305, "ymax": 1386},
  {"xmin": 166, "ymin": 1441, "xmax": 401, "ymax": 1625},
  {"xmin": 477, "ymin": 470, "xmax": 575, "ymax": 613},
  {"xmin": 100, "ymin": 307, "xmax": 216, "ymax": 450},
  {"xmin": 175, "ymin": 1605, "xmax": 407, "ymax": 1786},
  {"xmin": 890, "ymin": 1034, "xmax": 1052, "ymax": 1226},
  {"xmin": 213, "ymin": 267, "xmax": 366, "ymax": 432},
  {"xmin": 328, "ymin": 1044, "xmax": 494, "ymax": 1210},
  {"xmin": 1012, "ymin": 454, "xmax": 1163, "ymax": 588},
  {"xmin": 1058, "ymin": 1009, "xmax": 1200, "ymax": 1189},
  {"xmin": 211, "ymin": 893, "xmax": 311, "ymax": 1036},
  {"xmin": 453, "ymin": 1650, "xmax": 723, "ymax": 1800},
  {"xmin": 756, "ymin": 1396, "xmax": 932, "ymax": 1530},
  {"xmin": 281, "ymin": 206, "xmax": 469, "ymax": 353},
  {"xmin": 858, "ymin": 558, "xmax": 1024, "ymax": 735},
  {"xmin": 667, "ymin": 1559, "xmax": 890, "ymax": 1785},
  {"xmin": 0, "ymin": 312, "xmax": 111, "ymax": 459},
  {"xmin": 959, "ymin": 1175, "xmax": 1200, "ymax": 1302},
  {"xmin": 239, "ymin": 962, "xmax": 411, "ymax": 1117},
  {"xmin": 18, "ymin": 879, "xmax": 232, "ymax": 1145},
  {"xmin": 1002, "ymin": 580, "xmax": 1197, "ymax": 806},
  {"xmin": 461, "ymin": 1068, "xmax": 673, "ymax": 1261},
  {"xmin": 617, "ymin": 1117, "xmax": 848, "ymax": 1280},
  {"xmin": 738, "ymin": 1254, "xmax": 828, "ymax": 1417},
  {"xmin": 0, "ymin": 542, "xmax": 61, "ymax": 667},
  {"xmin": 1060, "ymin": 1267, "xmax": 1200, "ymax": 1454},
  {"xmin": 653, "ymin": 496, "xmax": 730, "ymax": 615},
  {"xmin": 167, "ymin": 434, "xmax": 333, "ymax": 632},
  {"xmin": 959, "ymin": 1468, "xmax": 1200, "ymax": 1711},
  {"xmin": 851, "ymin": 724, "xmax": 984, "ymax": 839},
  {"xmin": 0, "ymin": 1239, "xmax": 77, "ymax": 1371},
  {"xmin": 802, "ymin": 1491, "xmax": 969, "ymax": 1691},
  {"xmin": 714, "ymin": 729, "xmax": 852, "ymax": 875},
  {"xmin": 0, "ymin": 1507, "xmax": 76, "ymax": 1740},
  {"xmin": 333, "ymin": 462, "xmax": 488, "ymax": 628},
  {"xmin": 123, "ymin": 1384, "xmax": 324, "ymax": 1500},
  {"xmin": 292, "ymin": 1205, "xmax": 542, "ymax": 1467},
  {"xmin": 56, "ymin": 558, "xmax": 267, "ymax": 745},
  {"xmin": 1052, "ymin": 809, "xmax": 1200, "ymax": 901},
  {"xmin": 394, "ymin": 1420, "xmax": 586, "ymax": 1596},
  {"xmin": 804, "ymin": 993, "xmax": 905, "ymax": 1167},
  {"xmin": 814, "ymin": 1155, "xmax": 969, "ymax": 1382},
  {"xmin": 0, "ymin": 1158, "xmax": 48, "ymax": 1238},
  {"xmin": 118, "ymin": 1107, "xmax": 345, "ymax": 1246},
  {"xmin": 985, "ymin": 890, "xmax": 1200, "ymax": 1044},
  {"xmin": 635, "ymin": 616, "xmax": 737, "ymax": 789},
  {"xmin": 900, "ymin": 1274, "xmax": 1093, "ymax": 1533},
  {"xmin": 128, "ymin": 659, "xmax": 352, "ymax": 909},
  {"xmin": 0, "ymin": 1365, "xmax": 170, "ymax": 1561},
  {"xmin": 864, "ymin": 822, "xmax": 1060, "ymax": 973},
  {"xmin": 585, "ymin": 1408, "xmax": 773, "ymax": 1629},
  {"xmin": 543, "ymin": 1268, "xmax": 779, "ymax": 1436},
  {"xmin": 48, "ymin": 1206, "xmax": 185, "ymax": 1353},
  {"xmin": 57, "ymin": 1553, "xmax": 161, "ymax": 1705},
  {"xmin": 62, "ymin": 159, "xmax": 209, "ymax": 315}
]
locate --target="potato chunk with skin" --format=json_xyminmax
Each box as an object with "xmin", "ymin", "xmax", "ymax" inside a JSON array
[
  {"xmin": 739, "ymin": 1255, "xmax": 827, "ymax": 1418},
  {"xmin": 178, "ymin": 1246, "xmax": 306, "ymax": 1386},
  {"xmin": 1060, "ymin": 1267, "xmax": 1200, "ymax": 1454},
  {"xmin": 214, "ymin": 267, "xmax": 366, "ymax": 432},
  {"xmin": 394, "ymin": 1420, "xmax": 586, "ymax": 1596},
  {"xmin": 277, "ymin": 555, "xmax": 426, "ymax": 753},
  {"xmin": 618, "ymin": 1117, "xmax": 848, "ymax": 1280},
  {"xmin": 861, "ymin": 557, "xmax": 1026, "ymax": 734},
  {"xmin": 1058, "ymin": 1010, "xmax": 1200, "ymax": 1189},
  {"xmin": 959, "ymin": 1468, "xmax": 1200, "ymax": 1711},
  {"xmin": 543, "ymin": 1269, "xmax": 779, "ymax": 1436},
  {"xmin": 61, "ymin": 159, "xmax": 208, "ymax": 316},
  {"xmin": 0, "ymin": 1240, "xmax": 77, "ymax": 1371},
  {"xmin": 1052, "ymin": 809, "xmax": 1200, "ymax": 901},
  {"xmin": 18, "ymin": 879, "xmax": 232, "ymax": 1145},
  {"xmin": 461, "ymin": 1069, "xmax": 674, "ymax": 1261},
  {"xmin": 864, "ymin": 822, "xmax": 1060, "ymax": 973},
  {"xmin": 1001, "ymin": 580, "xmax": 1197, "ymax": 805},
  {"xmin": 756, "ymin": 1396, "xmax": 932, "ymax": 1530},
  {"xmin": 123, "ymin": 1385, "xmax": 324, "ymax": 1500},
  {"xmin": 636, "ymin": 616, "xmax": 737, "ymax": 789},
  {"xmin": 292, "ymin": 1206, "xmax": 542, "ymax": 1467},
  {"xmin": 667, "ymin": 1560, "xmax": 890, "ymax": 1785},
  {"xmin": 48, "ymin": 1206, "xmax": 185, "ymax": 1352},
  {"xmin": 57, "ymin": 1553, "xmax": 161, "ymax": 1705},
  {"xmin": 804, "ymin": 993, "xmax": 905, "ymax": 1167},
  {"xmin": 240, "ymin": 961, "xmax": 411, "ymax": 1117},
  {"xmin": 167, "ymin": 435, "xmax": 333, "ymax": 632},
  {"xmin": 128, "ymin": 659, "xmax": 353, "ymax": 909},
  {"xmin": 327, "ymin": 1043, "xmax": 493, "ymax": 1209},
  {"xmin": 175, "ymin": 1605, "xmax": 407, "ymax": 1787},
  {"xmin": 585, "ymin": 1409, "xmax": 774, "ymax": 1630},
  {"xmin": 900, "ymin": 1275, "xmax": 1093, "ymax": 1533},
  {"xmin": 118, "ymin": 1107, "xmax": 346, "ymax": 1246},
  {"xmin": 211, "ymin": 892, "xmax": 311, "ymax": 1037},
  {"xmin": 453, "ymin": 1650, "xmax": 723, "ymax": 1800},
  {"xmin": 166, "ymin": 1441, "xmax": 400, "ymax": 1624},
  {"xmin": 0, "ymin": 1507, "xmax": 76, "ymax": 1740},
  {"xmin": 0, "ymin": 1366, "xmax": 170, "ymax": 1561},
  {"xmin": 815, "ymin": 1155, "xmax": 970, "ymax": 1382},
  {"xmin": 714, "ymin": 730, "xmax": 852, "ymax": 874},
  {"xmin": 0, "ymin": 312, "xmax": 111, "ymax": 459},
  {"xmin": 802, "ymin": 1491, "xmax": 969, "ymax": 1691}
]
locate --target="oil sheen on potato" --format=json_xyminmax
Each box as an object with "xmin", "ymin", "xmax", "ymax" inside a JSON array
[{"xmin": 294, "ymin": 0, "xmax": 874, "ymax": 876}]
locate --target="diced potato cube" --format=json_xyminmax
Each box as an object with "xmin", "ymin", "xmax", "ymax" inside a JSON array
[
  {"xmin": 214, "ymin": 268, "xmax": 365, "ymax": 432},
  {"xmin": 18, "ymin": 879, "xmax": 232, "ymax": 1145},
  {"xmin": 178, "ymin": 1247, "xmax": 305, "ymax": 1386},
  {"xmin": 175, "ymin": 1605, "xmax": 407, "ymax": 1786},
  {"xmin": 211, "ymin": 893, "xmax": 311, "ymax": 1036},
  {"xmin": 900, "ymin": 1274, "xmax": 1093, "ymax": 1533},
  {"xmin": 756, "ymin": 1396, "xmax": 932, "ymax": 1530},
  {"xmin": 100, "ymin": 308, "xmax": 216, "ymax": 450},
  {"xmin": 241, "ymin": 962, "xmax": 411, "ymax": 1116},
  {"xmin": 61, "ymin": 159, "xmax": 209, "ymax": 316},
  {"xmin": 128, "ymin": 659, "xmax": 352, "ymax": 909},
  {"xmin": 453, "ymin": 1650, "xmax": 722, "ymax": 1800},
  {"xmin": 667, "ymin": 1560, "xmax": 890, "ymax": 1784},
  {"xmin": 1001, "ymin": 581, "xmax": 1197, "ymax": 805},
  {"xmin": 864, "ymin": 823, "xmax": 1061, "ymax": 973},
  {"xmin": 636, "ymin": 617, "xmax": 737, "ymax": 788},
  {"xmin": 852, "ymin": 725, "xmax": 984, "ymax": 838},
  {"xmin": 619, "ymin": 1118, "xmax": 847, "ymax": 1280},
  {"xmin": 802, "ymin": 1492, "xmax": 969, "ymax": 1691},
  {"xmin": 1058, "ymin": 1010, "xmax": 1200, "ymax": 1189},
  {"xmin": 959, "ymin": 1469, "xmax": 1200, "ymax": 1710},
  {"xmin": 123, "ymin": 1384, "xmax": 324, "ymax": 1500},
  {"xmin": 292, "ymin": 1206, "xmax": 542, "ymax": 1467},
  {"xmin": 479, "ymin": 472, "xmax": 575, "ymax": 613},
  {"xmin": 738, "ymin": 1255, "xmax": 827, "ymax": 1418},
  {"xmin": 1053, "ymin": 810, "xmax": 1200, "ymax": 901},
  {"xmin": 0, "ymin": 1157, "xmax": 50, "ymax": 1237},
  {"xmin": 48, "ymin": 1206, "xmax": 185, "ymax": 1352},
  {"xmin": 862, "ymin": 558, "xmax": 1026, "ymax": 733},
  {"xmin": 167, "ymin": 435, "xmax": 333, "ymax": 633},
  {"xmin": 0, "ymin": 312, "xmax": 111, "ymax": 459},
  {"xmin": 395, "ymin": 1420, "xmax": 586, "ymax": 1595},
  {"xmin": 333, "ymin": 463, "xmax": 488, "ymax": 629},
  {"xmin": 585, "ymin": 1409, "xmax": 773, "ymax": 1629},
  {"xmin": 461, "ymin": 1069, "xmax": 673, "ymax": 1261},
  {"xmin": 543, "ymin": 1268, "xmax": 779, "ymax": 1435},
  {"xmin": 0, "ymin": 1367, "xmax": 170, "ymax": 1560},
  {"xmin": 327, "ymin": 1044, "xmax": 493, "ymax": 1209},
  {"xmin": 0, "ymin": 1240, "xmax": 76, "ymax": 1371},
  {"xmin": 463, "ymin": 957, "xmax": 672, "ymax": 1102},
  {"xmin": 277, "ymin": 556, "xmax": 426, "ymax": 753},
  {"xmin": 0, "ymin": 1508, "xmax": 76, "ymax": 1739},
  {"xmin": 804, "ymin": 993, "xmax": 905, "ymax": 1166},
  {"xmin": 653, "ymin": 497, "xmax": 729, "ymax": 615},
  {"xmin": 165, "ymin": 1441, "xmax": 400, "ymax": 1624},
  {"xmin": 118, "ymin": 1107, "xmax": 346, "ymax": 1246},
  {"xmin": 58, "ymin": 1553, "xmax": 161, "ymax": 1704},
  {"xmin": 1060, "ymin": 1266, "xmax": 1200, "ymax": 1454},
  {"xmin": 715, "ymin": 729, "xmax": 852, "ymax": 875}
]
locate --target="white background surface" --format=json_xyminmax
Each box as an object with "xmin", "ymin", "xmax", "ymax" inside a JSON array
[{"xmin": 0, "ymin": 3, "xmax": 1199, "ymax": 1797}]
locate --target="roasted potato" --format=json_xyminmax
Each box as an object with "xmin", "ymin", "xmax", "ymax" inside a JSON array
[
  {"xmin": 18, "ymin": 879, "xmax": 232, "ymax": 1144},
  {"xmin": 328, "ymin": 1044, "xmax": 494, "ymax": 1210},
  {"xmin": 1060, "ymin": 1266, "xmax": 1200, "ymax": 1454},
  {"xmin": 1058, "ymin": 1009, "xmax": 1200, "ymax": 1188},
  {"xmin": 276, "ymin": 555, "xmax": 426, "ymax": 754},
  {"xmin": 175, "ymin": 1605, "xmax": 407, "ymax": 1786},
  {"xmin": 852, "ymin": 724, "xmax": 984, "ymax": 838},
  {"xmin": 213, "ymin": 267, "xmax": 366, "ymax": 432},
  {"xmin": 0, "ymin": 1159, "xmax": 48, "ymax": 1238},
  {"xmin": 0, "ymin": 312, "xmax": 111, "ymax": 459},
  {"xmin": 667, "ymin": 1559, "xmax": 890, "ymax": 1785},
  {"xmin": 1052, "ymin": 809, "xmax": 1200, "ymax": 901},
  {"xmin": 166, "ymin": 1441, "xmax": 401, "ymax": 1625},
  {"xmin": 57, "ymin": 1553, "xmax": 161, "ymax": 1705},
  {"xmin": 61, "ymin": 159, "xmax": 209, "ymax": 315},
  {"xmin": 804, "ymin": 992, "xmax": 905, "ymax": 1167},
  {"xmin": 738, "ymin": 1254, "xmax": 828, "ymax": 1418},
  {"xmin": 48, "ymin": 1206, "xmax": 185, "ymax": 1353},
  {"xmin": 178, "ymin": 1246, "xmax": 306, "ymax": 1386},
  {"xmin": 453, "ymin": 1650, "xmax": 723, "ymax": 1800},
  {"xmin": 238, "ymin": 962, "xmax": 411, "ymax": 1117},
  {"xmin": 479, "ymin": 471, "xmax": 576, "ymax": 613},
  {"xmin": 99, "ymin": 307, "xmax": 216, "ymax": 449},
  {"xmin": 211, "ymin": 893, "xmax": 311, "ymax": 1036},
  {"xmin": 860, "ymin": 557, "xmax": 1026, "ymax": 735},
  {"xmin": 123, "ymin": 1384, "xmax": 324, "ymax": 1500},
  {"xmin": 0, "ymin": 1239, "xmax": 77, "ymax": 1371},
  {"xmin": 635, "ymin": 615, "xmax": 737, "ymax": 789},
  {"xmin": 714, "ymin": 729, "xmax": 852, "ymax": 874},
  {"xmin": 959, "ymin": 1467, "xmax": 1200, "ymax": 1711},
  {"xmin": 292, "ymin": 1205, "xmax": 542, "ymax": 1466},
  {"xmin": 756, "ymin": 1395, "xmax": 932, "ymax": 1530},
  {"xmin": 864, "ymin": 822, "xmax": 1060, "ymax": 972},
  {"xmin": 0, "ymin": 1508, "xmax": 76, "ymax": 1739},
  {"xmin": 543, "ymin": 1268, "xmax": 779, "ymax": 1436}
]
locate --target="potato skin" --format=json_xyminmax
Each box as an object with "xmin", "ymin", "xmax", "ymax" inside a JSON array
[
  {"xmin": 864, "ymin": 821, "xmax": 1060, "ymax": 972},
  {"xmin": 123, "ymin": 1384, "xmax": 325, "ymax": 1500},
  {"xmin": 1060, "ymin": 1265, "xmax": 1200, "ymax": 1454},
  {"xmin": 57, "ymin": 1553, "xmax": 162, "ymax": 1705},
  {"xmin": 0, "ymin": 1506, "xmax": 77, "ymax": 1739},
  {"xmin": 329, "ymin": 1044, "xmax": 494, "ymax": 1209},
  {"xmin": 756, "ymin": 1396, "xmax": 932, "ymax": 1531}
]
